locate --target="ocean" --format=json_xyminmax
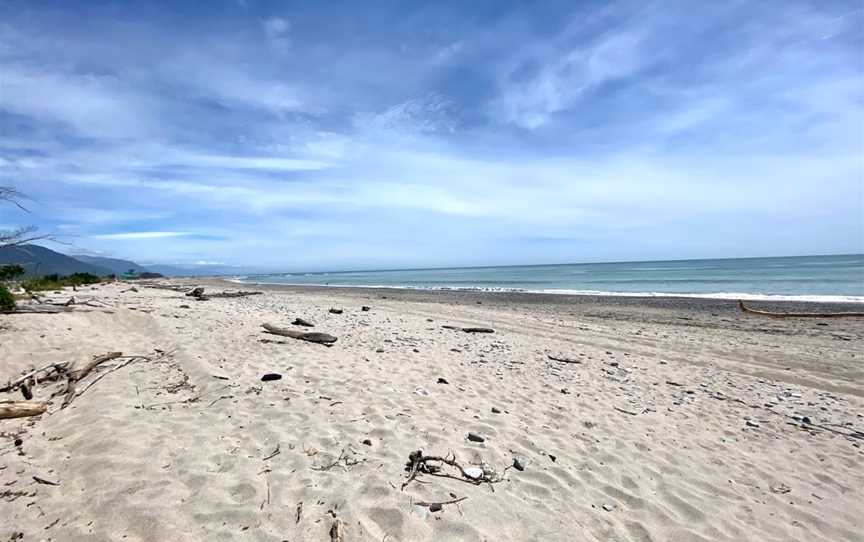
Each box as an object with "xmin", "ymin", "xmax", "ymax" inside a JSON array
[{"xmin": 236, "ymin": 254, "xmax": 864, "ymax": 302}]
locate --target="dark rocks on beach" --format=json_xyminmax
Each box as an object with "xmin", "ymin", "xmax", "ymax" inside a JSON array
[
  {"xmin": 362, "ymin": 439, "xmax": 372, "ymax": 446},
  {"xmin": 467, "ymin": 432, "xmax": 485, "ymax": 442},
  {"xmin": 361, "ymin": 306, "xmax": 371, "ymax": 311},
  {"xmin": 462, "ymin": 327, "xmax": 494, "ymax": 334},
  {"xmin": 292, "ymin": 318, "xmax": 314, "ymax": 327},
  {"xmin": 513, "ymin": 456, "xmax": 528, "ymax": 471},
  {"xmin": 437, "ymin": 377, "xmax": 449, "ymax": 384},
  {"xmin": 329, "ymin": 308, "xmax": 343, "ymax": 314},
  {"xmin": 261, "ymin": 373, "xmax": 282, "ymax": 382},
  {"xmin": 179, "ymin": 304, "xmax": 191, "ymax": 309},
  {"xmin": 186, "ymin": 287, "xmax": 205, "ymax": 298},
  {"xmin": 491, "ymin": 407, "xmax": 501, "ymax": 414},
  {"xmin": 429, "ymin": 503, "xmax": 443, "ymax": 512}
]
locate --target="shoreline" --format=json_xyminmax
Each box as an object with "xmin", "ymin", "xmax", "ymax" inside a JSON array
[
  {"xmin": 225, "ymin": 278, "xmax": 864, "ymax": 304},
  {"xmin": 213, "ymin": 277, "xmax": 864, "ymax": 312}
]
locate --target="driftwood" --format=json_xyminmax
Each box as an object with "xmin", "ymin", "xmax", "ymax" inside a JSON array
[
  {"xmin": 1, "ymin": 363, "xmax": 70, "ymax": 393},
  {"xmin": 329, "ymin": 519, "xmax": 345, "ymax": 542},
  {"xmin": 62, "ymin": 352, "xmax": 123, "ymax": 408},
  {"xmin": 443, "ymin": 325, "xmax": 495, "ymax": 334},
  {"xmin": 262, "ymin": 324, "xmax": 337, "ymax": 344},
  {"xmin": 3, "ymin": 305, "xmax": 73, "ymax": 315},
  {"xmin": 402, "ymin": 450, "xmax": 504, "ymax": 490},
  {"xmin": 0, "ymin": 400, "xmax": 48, "ymax": 420},
  {"xmin": 207, "ymin": 291, "xmax": 263, "ymax": 298},
  {"xmin": 738, "ymin": 300, "xmax": 864, "ymax": 318},
  {"xmin": 548, "ymin": 355, "xmax": 581, "ymax": 364}
]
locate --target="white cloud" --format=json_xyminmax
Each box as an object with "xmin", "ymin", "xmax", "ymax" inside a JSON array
[{"xmin": 91, "ymin": 232, "xmax": 192, "ymax": 240}]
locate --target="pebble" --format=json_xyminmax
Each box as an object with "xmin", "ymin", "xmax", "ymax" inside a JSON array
[
  {"xmin": 746, "ymin": 420, "xmax": 760, "ymax": 428},
  {"xmin": 329, "ymin": 308, "xmax": 343, "ymax": 314},
  {"xmin": 261, "ymin": 373, "xmax": 282, "ymax": 382},
  {"xmin": 429, "ymin": 503, "xmax": 443, "ymax": 512},
  {"xmin": 491, "ymin": 407, "xmax": 501, "ymax": 414},
  {"xmin": 437, "ymin": 377, "xmax": 449, "ymax": 384},
  {"xmin": 513, "ymin": 456, "xmax": 528, "ymax": 471},
  {"xmin": 361, "ymin": 306, "xmax": 371, "ymax": 311},
  {"xmin": 602, "ymin": 504, "xmax": 614, "ymax": 512},
  {"xmin": 467, "ymin": 432, "xmax": 485, "ymax": 442},
  {"xmin": 464, "ymin": 467, "xmax": 484, "ymax": 479},
  {"xmin": 362, "ymin": 439, "xmax": 372, "ymax": 446}
]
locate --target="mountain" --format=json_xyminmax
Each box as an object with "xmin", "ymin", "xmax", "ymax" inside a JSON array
[
  {"xmin": 0, "ymin": 245, "xmax": 114, "ymax": 276},
  {"xmin": 74, "ymin": 255, "xmax": 149, "ymax": 275}
]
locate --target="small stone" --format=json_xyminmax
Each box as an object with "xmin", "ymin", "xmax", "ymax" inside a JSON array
[
  {"xmin": 292, "ymin": 318, "xmax": 314, "ymax": 327},
  {"xmin": 361, "ymin": 306, "xmax": 371, "ymax": 311},
  {"xmin": 491, "ymin": 407, "xmax": 501, "ymax": 414},
  {"xmin": 329, "ymin": 308, "xmax": 343, "ymax": 314},
  {"xmin": 376, "ymin": 348, "xmax": 385, "ymax": 353},
  {"xmin": 428, "ymin": 503, "xmax": 443, "ymax": 512},
  {"xmin": 513, "ymin": 456, "xmax": 528, "ymax": 471},
  {"xmin": 261, "ymin": 373, "xmax": 282, "ymax": 382},
  {"xmin": 746, "ymin": 420, "xmax": 760, "ymax": 428},
  {"xmin": 437, "ymin": 377, "xmax": 449, "ymax": 384},
  {"xmin": 602, "ymin": 504, "xmax": 614, "ymax": 512},
  {"xmin": 467, "ymin": 432, "xmax": 485, "ymax": 442},
  {"xmin": 463, "ymin": 466, "xmax": 484, "ymax": 479},
  {"xmin": 362, "ymin": 439, "xmax": 372, "ymax": 446}
]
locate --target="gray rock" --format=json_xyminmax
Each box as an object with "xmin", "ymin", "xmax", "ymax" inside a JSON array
[
  {"xmin": 491, "ymin": 407, "xmax": 501, "ymax": 414},
  {"xmin": 467, "ymin": 432, "xmax": 485, "ymax": 443}
]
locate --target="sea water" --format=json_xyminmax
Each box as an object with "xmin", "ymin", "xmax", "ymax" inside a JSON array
[{"xmin": 237, "ymin": 254, "xmax": 864, "ymax": 302}]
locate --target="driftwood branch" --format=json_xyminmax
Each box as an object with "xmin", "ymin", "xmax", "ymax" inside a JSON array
[
  {"xmin": 402, "ymin": 450, "xmax": 504, "ymax": 490},
  {"xmin": 738, "ymin": 300, "xmax": 864, "ymax": 318},
  {"xmin": 329, "ymin": 519, "xmax": 345, "ymax": 542},
  {"xmin": 262, "ymin": 323, "xmax": 337, "ymax": 344},
  {"xmin": 1, "ymin": 363, "xmax": 70, "ymax": 393},
  {"xmin": 442, "ymin": 325, "xmax": 495, "ymax": 334},
  {"xmin": 62, "ymin": 352, "xmax": 123, "ymax": 408},
  {"xmin": 0, "ymin": 400, "xmax": 48, "ymax": 420},
  {"xmin": 548, "ymin": 355, "xmax": 581, "ymax": 364}
]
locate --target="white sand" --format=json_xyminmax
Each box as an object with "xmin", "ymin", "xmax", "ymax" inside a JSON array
[{"xmin": 1, "ymin": 281, "xmax": 862, "ymax": 541}]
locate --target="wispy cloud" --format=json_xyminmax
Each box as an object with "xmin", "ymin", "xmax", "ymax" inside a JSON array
[{"xmin": 92, "ymin": 232, "xmax": 192, "ymax": 240}]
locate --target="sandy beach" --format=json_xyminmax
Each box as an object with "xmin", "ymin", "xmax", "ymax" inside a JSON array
[{"xmin": 2, "ymin": 280, "xmax": 862, "ymax": 541}]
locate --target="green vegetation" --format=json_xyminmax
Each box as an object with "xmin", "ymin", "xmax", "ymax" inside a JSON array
[
  {"xmin": 21, "ymin": 272, "xmax": 106, "ymax": 292},
  {"xmin": 0, "ymin": 264, "xmax": 25, "ymax": 281},
  {"xmin": 0, "ymin": 284, "xmax": 14, "ymax": 312}
]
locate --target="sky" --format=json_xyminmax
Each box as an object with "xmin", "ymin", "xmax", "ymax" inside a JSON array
[{"xmin": 1, "ymin": 0, "xmax": 862, "ymax": 272}]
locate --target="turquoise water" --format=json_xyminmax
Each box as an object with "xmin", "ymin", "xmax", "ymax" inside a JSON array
[{"xmin": 238, "ymin": 254, "xmax": 864, "ymax": 301}]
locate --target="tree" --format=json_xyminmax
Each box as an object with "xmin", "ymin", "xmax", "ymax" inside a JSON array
[
  {"xmin": 0, "ymin": 264, "xmax": 25, "ymax": 281},
  {"xmin": 0, "ymin": 186, "xmax": 50, "ymax": 248}
]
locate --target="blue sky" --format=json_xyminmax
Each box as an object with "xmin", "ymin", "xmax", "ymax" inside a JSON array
[{"xmin": 1, "ymin": 0, "xmax": 862, "ymax": 271}]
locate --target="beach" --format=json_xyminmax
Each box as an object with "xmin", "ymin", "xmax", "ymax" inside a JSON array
[{"xmin": 2, "ymin": 279, "xmax": 863, "ymax": 541}]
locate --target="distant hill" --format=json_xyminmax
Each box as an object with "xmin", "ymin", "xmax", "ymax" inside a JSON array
[
  {"xmin": 74, "ymin": 255, "xmax": 149, "ymax": 275},
  {"xmin": 0, "ymin": 245, "xmax": 114, "ymax": 276}
]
